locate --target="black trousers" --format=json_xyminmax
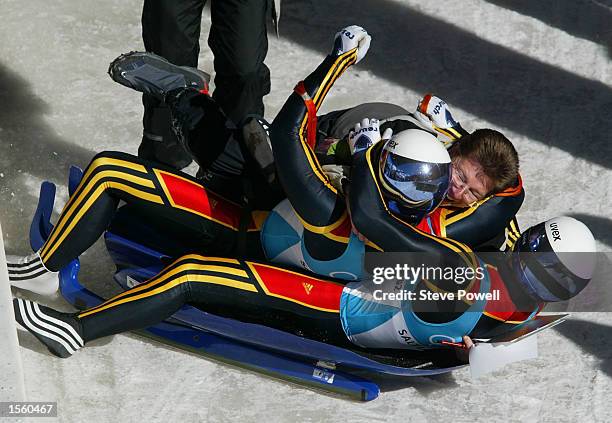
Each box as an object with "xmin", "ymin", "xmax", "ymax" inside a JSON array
[{"xmin": 141, "ymin": 0, "xmax": 271, "ymax": 168}]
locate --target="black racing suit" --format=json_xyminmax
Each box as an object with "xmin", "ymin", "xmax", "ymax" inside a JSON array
[
  {"xmin": 268, "ymin": 49, "xmax": 478, "ymax": 279},
  {"xmin": 315, "ymin": 103, "xmax": 525, "ymax": 251}
]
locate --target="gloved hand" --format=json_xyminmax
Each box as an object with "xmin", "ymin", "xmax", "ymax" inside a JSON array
[
  {"xmin": 415, "ymin": 94, "xmax": 458, "ymax": 129},
  {"xmin": 331, "ymin": 25, "xmax": 371, "ymax": 64},
  {"xmin": 348, "ymin": 118, "xmax": 393, "ymax": 154},
  {"xmin": 415, "ymin": 94, "xmax": 467, "ymax": 145}
]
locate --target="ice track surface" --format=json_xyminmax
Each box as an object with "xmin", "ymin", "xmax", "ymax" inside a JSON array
[{"xmin": 1, "ymin": 0, "xmax": 611, "ymax": 421}]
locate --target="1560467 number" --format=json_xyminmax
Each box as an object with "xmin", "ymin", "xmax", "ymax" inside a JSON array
[{"xmin": 0, "ymin": 402, "xmax": 57, "ymax": 417}]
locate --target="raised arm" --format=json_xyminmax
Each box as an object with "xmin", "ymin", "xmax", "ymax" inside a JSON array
[{"xmin": 270, "ymin": 26, "xmax": 371, "ymax": 232}]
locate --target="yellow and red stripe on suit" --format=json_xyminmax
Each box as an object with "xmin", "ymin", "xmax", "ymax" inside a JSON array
[
  {"xmin": 154, "ymin": 170, "xmax": 264, "ymax": 232},
  {"xmin": 38, "ymin": 151, "xmax": 267, "ymax": 271},
  {"xmin": 247, "ymin": 262, "xmax": 344, "ymax": 313},
  {"xmin": 295, "ymin": 49, "xmax": 359, "ymax": 202},
  {"xmin": 74, "ymin": 255, "xmax": 350, "ymax": 346},
  {"xmin": 312, "ymin": 213, "xmax": 381, "ymax": 251},
  {"xmin": 270, "ymin": 50, "xmax": 358, "ymax": 235},
  {"xmin": 39, "ymin": 155, "xmax": 163, "ymax": 263},
  {"xmin": 264, "ymin": 51, "xmax": 388, "ymax": 278},
  {"xmin": 79, "ymin": 256, "xmax": 344, "ymax": 320}
]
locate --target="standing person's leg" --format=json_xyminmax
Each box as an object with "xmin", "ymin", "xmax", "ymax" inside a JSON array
[
  {"xmin": 209, "ymin": 0, "xmax": 271, "ymax": 124},
  {"xmin": 140, "ymin": 0, "xmax": 206, "ymax": 169}
]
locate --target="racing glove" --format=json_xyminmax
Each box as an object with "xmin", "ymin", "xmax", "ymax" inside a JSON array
[
  {"xmin": 348, "ymin": 118, "xmax": 393, "ymax": 154},
  {"xmin": 331, "ymin": 25, "xmax": 371, "ymax": 64},
  {"xmin": 415, "ymin": 94, "xmax": 469, "ymax": 147}
]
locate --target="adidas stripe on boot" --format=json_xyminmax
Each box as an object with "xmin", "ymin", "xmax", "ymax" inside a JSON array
[
  {"xmin": 7, "ymin": 252, "xmax": 59, "ymax": 296},
  {"xmin": 13, "ymin": 298, "xmax": 83, "ymax": 358}
]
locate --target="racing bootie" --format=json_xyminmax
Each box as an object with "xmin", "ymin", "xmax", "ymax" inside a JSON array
[
  {"xmin": 108, "ymin": 51, "xmax": 210, "ymax": 102},
  {"xmin": 7, "ymin": 252, "xmax": 59, "ymax": 296},
  {"xmin": 167, "ymin": 88, "xmax": 235, "ymax": 165},
  {"xmin": 13, "ymin": 298, "xmax": 84, "ymax": 358}
]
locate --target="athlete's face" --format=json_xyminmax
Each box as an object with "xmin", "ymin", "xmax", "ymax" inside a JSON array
[{"xmin": 447, "ymin": 157, "xmax": 492, "ymax": 207}]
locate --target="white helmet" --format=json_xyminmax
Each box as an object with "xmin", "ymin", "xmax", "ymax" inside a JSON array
[
  {"xmin": 512, "ymin": 216, "xmax": 597, "ymax": 302},
  {"xmin": 378, "ymin": 129, "xmax": 451, "ymax": 222}
]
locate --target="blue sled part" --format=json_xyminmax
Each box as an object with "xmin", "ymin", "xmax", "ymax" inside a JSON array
[
  {"xmin": 30, "ymin": 181, "xmax": 55, "ymax": 251},
  {"xmin": 30, "ymin": 165, "xmax": 82, "ymax": 251},
  {"xmin": 68, "ymin": 165, "xmax": 83, "ymax": 196},
  {"xmin": 58, "ymin": 258, "xmax": 380, "ymax": 401}
]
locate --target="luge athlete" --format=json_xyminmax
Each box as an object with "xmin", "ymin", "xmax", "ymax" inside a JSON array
[
  {"xmin": 316, "ymin": 95, "xmax": 524, "ymax": 251},
  {"xmin": 11, "ymin": 214, "xmax": 596, "ymax": 358}
]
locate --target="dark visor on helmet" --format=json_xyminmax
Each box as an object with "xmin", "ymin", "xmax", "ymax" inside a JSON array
[
  {"xmin": 514, "ymin": 223, "xmax": 589, "ymax": 302},
  {"xmin": 380, "ymin": 151, "xmax": 451, "ymax": 211}
]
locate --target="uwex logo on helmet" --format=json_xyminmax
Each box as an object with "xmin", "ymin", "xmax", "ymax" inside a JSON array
[{"xmin": 549, "ymin": 222, "xmax": 562, "ymax": 241}]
